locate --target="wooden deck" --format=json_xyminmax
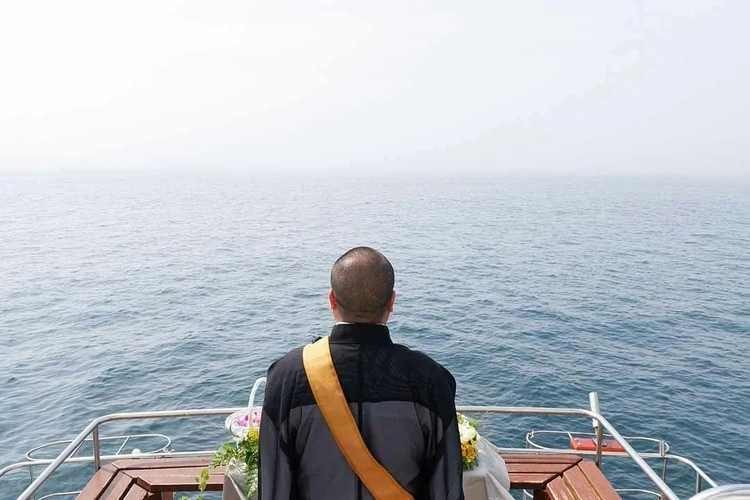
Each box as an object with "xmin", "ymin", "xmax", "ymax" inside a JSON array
[
  {"xmin": 502, "ymin": 454, "xmax": 621, "ymax": 500},
  {"xmin": 77, "ymin": 457, "xmax": 225, "ymax": 500},
  {"xmin": 77, "ymin": 453, "xmax": 621, "ymax": 500}
]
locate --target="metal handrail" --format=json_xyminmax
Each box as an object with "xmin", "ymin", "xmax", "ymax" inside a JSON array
[
  {"xmin": 16, "ymin": 407, "xmax": 239, "ymax": 500},
  {"xmin": 457, "ymin": 406, "xmax": 680, "ymax": 500},
  {"xmin": 37, "ymin": 493, "xmax": 79, "ymax": 500},
  {"xmin": 498, "ymin": 446, "xmax": 718, "ymax": 490},
  {"xmin": 523, "ymin": 429, "xmax": 717, "ymax": 495},
  {"xmin": 0, "ymin": 451, "xmax": 216, "ymax": 480},
  {"xmin": 25, "ymin": 433, "xmax": 171, "ymax": 461},
  {"xmin": 525, "ymin": 430, "xmax": 671, "ymax": 456},
  {"xmin": 689, "ymin": 485, "xmax": 750, "ymax": 500},
  {"xmin": 3, "ymin": 447, "xmax": 718, "ymax": 492},
  {"xmin": 615, "ymin": 489, "xmax": 664, "ymax": 498},
  {"xmin": 39, "ymin": 491, "xmax": 80, "ymax": 500},
  {"xmin": 591, "ymin": 393, "xmax": 604, "ymax": 467},
  {"xmin": 14, "ymin": 404, "xmax": 685, "ymax": 500}
]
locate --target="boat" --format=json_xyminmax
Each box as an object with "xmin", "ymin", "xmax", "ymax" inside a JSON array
[{"xmin": 1, "ymin": 392, "xmax": 747, "ymax": 500}]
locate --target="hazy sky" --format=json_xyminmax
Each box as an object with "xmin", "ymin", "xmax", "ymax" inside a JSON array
[{"xmin": 1, "ymin": 1, "xmax": 748, "ymax": 174}]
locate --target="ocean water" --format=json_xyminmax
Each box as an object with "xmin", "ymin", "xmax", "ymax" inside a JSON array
[{"xmin": 1, "ymin": 171, "xmax": 749, "ymax": 498}]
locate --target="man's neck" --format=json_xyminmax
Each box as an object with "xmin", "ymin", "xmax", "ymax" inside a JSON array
[{"xmin": 334, "ymin": 321, "xmax": 387, "ymax": 326}]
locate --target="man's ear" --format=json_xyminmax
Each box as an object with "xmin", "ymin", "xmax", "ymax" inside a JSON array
[
  {"xmin": 387, "ymin": 290, "xmax": 396, "ymax": 312},
  {"xmin": 329, "ymin": 288, "xmax": 337, "ymax": 310}
]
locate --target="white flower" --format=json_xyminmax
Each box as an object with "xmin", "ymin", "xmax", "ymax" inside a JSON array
[{"xmin": 458, "ymin": 416, "xmax": 479, "ymax": 444}]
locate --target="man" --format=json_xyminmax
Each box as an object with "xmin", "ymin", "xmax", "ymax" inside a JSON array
[{"xmin": 259, "ymin": 247, "xmax": 464, "ymax": 500}]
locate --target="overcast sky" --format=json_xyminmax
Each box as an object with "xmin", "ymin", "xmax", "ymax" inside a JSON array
[{"xmin": 0, "ymin": 1, "xmax": 748, "ymax": 174}]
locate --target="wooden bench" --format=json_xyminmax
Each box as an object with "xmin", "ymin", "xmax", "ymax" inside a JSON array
[
  {"xmin": 503, "ymin": 453, "xmax": 621, "ymax": 500},
  {"xmin": 541, "ymin": 460, "xmax": 622, "ymax": 500},
  {"xmin": 503, "ymin": 453, "xmax": 583, "ymax": 491},
  {"xmin": 77, "ymin": 457, "xmax": 225, "ymax": 500},
  {"xmin": 77, "ymin": 453, "xmax": 620, "ymax": 500}
]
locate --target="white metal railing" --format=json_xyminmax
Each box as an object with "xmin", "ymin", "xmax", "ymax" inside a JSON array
[
  {"xmin": 5, "ymin": 396, "xmax": 721, "ymax": 500},
  {"xmin": 37, "ymin": 493, "xmax": 79, "ymax": 500},
  {"xmin": 526, "ymin": 430, "xmax": 671, "ymax": 455},
  {"xmin": 0, "ymin": 432, "xmax": 173, "ymax": 500},
  {"xmin": 24, "ymin": 433, "xmax": 171, "ymax": 461},
  {"xmin": 524, "ymin": 429, "xmax": 718, "ymax": 495},
  {"xmin": 457, "ymin": 404, "xmax": 681, "ymax": 500},
  {"xmin": 689, "ymin": 485, "xmax": 750, "ymax": 500},
  {"xmin": 11, "ymin": 407, "xmax": 238, "ymax": 500}
]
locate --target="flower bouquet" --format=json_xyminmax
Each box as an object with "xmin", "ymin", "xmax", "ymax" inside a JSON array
[
  {"xmin": 458, "ymin": 414, "xmax": 513, "ymax": 500},
  {"xmin": 458, "ymin": 413, "xmax": 480, "ymax": 470},
  {"xmin": 188, "ymin": 379, "xmax": 265, "ymax": 500}
]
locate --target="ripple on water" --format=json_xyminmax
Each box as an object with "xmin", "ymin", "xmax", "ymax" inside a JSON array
[{"xmin": 1, "ymin": 174, "xmax": 749, "ymax": 496}]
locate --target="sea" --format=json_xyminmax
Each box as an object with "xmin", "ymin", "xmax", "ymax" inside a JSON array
[{"xmin": 1, "ymin": 170, "xmax": 749, "ymax": 499}]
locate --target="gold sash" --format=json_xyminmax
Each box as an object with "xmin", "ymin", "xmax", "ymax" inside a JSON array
[{"xmin": 302, "ymin": 336, "xmax": 413, "ymax": 500}]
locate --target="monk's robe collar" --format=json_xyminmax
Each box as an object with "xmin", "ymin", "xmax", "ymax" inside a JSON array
[{"xmin": 329, "ymin": 323, "xmax": 393, "ymax": 345}]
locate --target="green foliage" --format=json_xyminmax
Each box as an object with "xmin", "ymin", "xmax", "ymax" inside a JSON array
[{"xmin": 180, "ymin": 428, "xmax": 260, "ymax": 500}]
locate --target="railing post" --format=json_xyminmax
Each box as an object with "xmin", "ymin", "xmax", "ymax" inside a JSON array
[
  {"xmin": 696, "ymin": 473, "xmax": 702, "ymax": 494},
  {"xmin": 93, "ymin": 427, "xmax": 101, "ymax": 471},
  {"xmin": 27, "ymin": 467, "xmax": 37, "ymax": 500},
  {"xmin": 589, "ymin": 392, "xmax": 604, "ymax": 468}
]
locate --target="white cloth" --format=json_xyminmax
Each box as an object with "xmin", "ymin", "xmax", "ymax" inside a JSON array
[
  {"xmin": 223, "ymin": 473, "xmax": 245, "ymax": 500},
  {"xmin": 462, "ymin": 439, "xmax": 514, "ymax": 500},
  {"xmin": 223, "ymin": 459, "xmax": 257, "ymax": 500}
]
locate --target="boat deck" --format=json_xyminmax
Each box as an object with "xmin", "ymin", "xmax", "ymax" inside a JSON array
[
  {"xmin": 9, "ymin": 398, "xmax": 716, "ymax": 500},
  {"xmin": 76, "ymin": 453, "xmax": 621, "ymax": 500}
]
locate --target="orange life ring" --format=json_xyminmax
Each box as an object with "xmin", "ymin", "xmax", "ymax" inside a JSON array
[{"xmin": 569, "ymin": 437, "xmax": 626, "ymax": 453}]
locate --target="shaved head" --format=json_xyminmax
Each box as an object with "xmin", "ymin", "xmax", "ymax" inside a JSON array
[{"xmin": 330, "ymin": 247, "xmax": 395, "ymax": 322}]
